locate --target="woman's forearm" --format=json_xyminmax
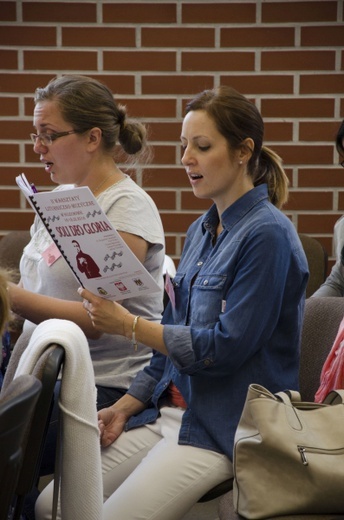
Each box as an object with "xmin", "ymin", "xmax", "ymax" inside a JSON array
[
  {"xmin": 78, "ymin": 287, "xmax": 167, "ymax": 354},
  {"xmin": 122, "ymin": 311, "xmax": 167, "ymax": 355},
  {"xmin": 8, "ymin": 282, "xmax": 102, "ymax": 339}
]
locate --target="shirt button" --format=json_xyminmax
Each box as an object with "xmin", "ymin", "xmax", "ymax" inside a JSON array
[
  {"xmin": 197, "ymin": 261, "xmax": 203, "ymax": 266},
  {"xmin": 203, "ymin": 280, "xmax": 208, "ymax": 285}
]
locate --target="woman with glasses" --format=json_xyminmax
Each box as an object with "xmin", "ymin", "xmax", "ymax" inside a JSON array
[
  {"xmin": 37, "ymin": 86, "xmax": 308, "ymax": 520},
  {"xmin": 7, "ymin": 74, "xmax": 165, "ymax": 511},
  {"xmin": 312, "ymin": 120, "xmax": 344, "ymax": 297}
]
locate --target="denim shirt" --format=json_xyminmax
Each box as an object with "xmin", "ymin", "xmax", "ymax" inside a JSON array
[{"xmin": 126, "ymin": 184, "xmax": 309, "ymax": 460}]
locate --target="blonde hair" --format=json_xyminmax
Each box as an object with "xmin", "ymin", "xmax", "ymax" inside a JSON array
[{"xmin": 0, "ymin": 268, "xmax": 11, "ymax": 336}]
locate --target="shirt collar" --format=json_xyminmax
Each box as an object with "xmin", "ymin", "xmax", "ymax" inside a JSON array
[{"xmin": 202, "ymin": 184, "xmax": 269, "ymax": 235}]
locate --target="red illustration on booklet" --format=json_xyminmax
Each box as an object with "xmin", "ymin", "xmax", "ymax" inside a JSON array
[{"xmin": 16, "ymin": 173, "xmax": 160, "ymax": 302}]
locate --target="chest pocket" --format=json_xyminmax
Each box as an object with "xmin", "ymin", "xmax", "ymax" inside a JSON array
[{"xmin": 189, "ymin": 274, "xmax": 227, "ymax": 327}]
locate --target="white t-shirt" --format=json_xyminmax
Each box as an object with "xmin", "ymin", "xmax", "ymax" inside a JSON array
[{"xmin": 20, "ymin": 175, "xmax": 165, "ymax": 388}]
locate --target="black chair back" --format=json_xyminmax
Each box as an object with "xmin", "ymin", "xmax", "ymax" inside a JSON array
[
  {"xmin": 11, "ymin": 344, "xmax": 65, "ymax": 520},
  {"xmin": 0, "ymin": 374, "xmax": 41, "ymax": 519}
]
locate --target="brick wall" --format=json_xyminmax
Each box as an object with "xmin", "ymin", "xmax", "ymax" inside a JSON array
[{"xmin": 0, "ymin": 0, "xmax": 343, "ymax": 269}]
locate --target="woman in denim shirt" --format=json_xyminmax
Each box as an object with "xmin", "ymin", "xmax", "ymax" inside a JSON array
[{"xmin": 37, "ymin": 86, "xmax": 309, "ymax": 520}]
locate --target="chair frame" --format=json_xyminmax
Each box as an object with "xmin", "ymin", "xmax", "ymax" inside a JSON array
[
  {"xmin": 11, "ymin": 344, "xmax": 65, "ymax": 520},
  {"xmin": 0, "ymin": 375, "xmax": 42, "ymax": 520}
]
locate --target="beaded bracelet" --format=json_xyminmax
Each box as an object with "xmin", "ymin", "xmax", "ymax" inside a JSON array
[{"xmin": 132, "ymin": 315, "xmax": 141, "ymax": 351}]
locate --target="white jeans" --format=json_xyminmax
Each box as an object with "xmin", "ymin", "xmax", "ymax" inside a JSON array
[{"xmin": 36, "ymin": 406, "xmax": 233, "ymax": 520}]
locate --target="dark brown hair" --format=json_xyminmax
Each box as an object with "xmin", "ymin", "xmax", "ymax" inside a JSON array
[{"xmin": 185, "ymin": 86, "xmax": 289, "ymax": 208}]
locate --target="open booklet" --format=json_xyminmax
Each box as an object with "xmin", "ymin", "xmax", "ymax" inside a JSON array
[{"xmin": 16, "ymin": 173, "xmax": 161, "ymax": 301}]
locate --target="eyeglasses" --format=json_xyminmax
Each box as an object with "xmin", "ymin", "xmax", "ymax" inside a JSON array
[{"xmin": 30, "ymin": 130, "xmax": 80, "ymax": 146}]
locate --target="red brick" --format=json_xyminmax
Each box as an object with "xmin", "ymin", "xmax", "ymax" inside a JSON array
[
  {"xmin": 299, "ymin": 122, "xmax": 340, "ymax": 141},
  {"xmin": 117, "ymin": 99, "xmax": 176, "ymax": 118},
  {"xmin": 321, "ymin": 237, "xmax": 334, "ymax": 258},
  {"xmin": 0, "ymin": 73, "xmax": 54, "ymax": 94},
  {"xmin": 62, "ymin": 27, "xmax": 136, "ymax": 47},
  {"xmin": 0, "ymin": 26, "xmax": 56, "ymax": 46},
  {"xmin": 264, "ymin": 122, "xmax": 293, "ymax": 142},
  {"xmin": 141, "ymin": 28, "xmax": 214, "ymax": 48},
  {"xmin": 0, "ymin": 144, "xmax": 19, "ymax": 162},
  {"xmin": 24, "ymin": 96, "xmax": 37, "ymax": 117},
  {"xmin": 24, "ymin": 51, "xmax": 98, "ymax": 71},
  {"xmin": 182, "ymin": 52, "xmax": 254, "ymax": 72},
  {"xmin": 148, "ymin": 123, "xmax": 181, "ymax": 142},
  {"xmin": 338, "ymin": 192, "xmax": 344, "ymax": 210},
  {"xmin": 299, "ymin": 168, "xmax": 344, "ymax": 188},
  {"xmin": 150, "ymin": 146, "xmax": 176, "ymax": 165},
  {"xmin": 0, "ymin": 2, "xmax": 16, "ymax": 21},
  {"xmin": 161, "ymin": 212, "xmax": 200, "ymax": 233},
  {"xmin": 300, "ymin": 74, "xmax": 344, "ymax": 94},
  {"xmin": 0, "ymin": 167, "xmax": 54, "ymax": 188},
  {"xmin": 182, "ymin": 192, "xmax": 212, "ymax": 211},
  {"xmin": 85, "ymin": 75, "xmax": 135, "ymax": 95},
  {"xmin": 142, "ymin": 75, "xmax": 214, "ymax": 95},
  {"xmin": 25, "ymin": 145, "xmax": 39, "ymax": 163},
  {"xmin": 220, "ymin": 75, "xmax": 294, "ymax": 95},
  {"xmin": 284, "ymin": 191, "xmax": 332, "ymax": 211},
  {"xmin": 298, "ymin": 214, "xmax": 341, "ymax": 234},
  {"xmin": 0, "ymin": 189, "xmax": 21, "ymax": 208},
  {"xmin": 103, "ymin": 3, "xmax": 176, "ymax": 23},
  {"xmin": 22, "ymin": 2, "xmax": 97, "ymax": 22},
  {"xmin": 0, "ymin": 120, "xmax": 36, "ymax": 140},
  {"xmin": 0, "ymin": 97, "xmax": 19, "ymax": 116},
  {"xmin": 145, "ymin": 190, "xmax": 176, "ymax": 210},
  {"xmin": 261, "ymin": 51, "xmax": 335, "ymax": 71},
  {"xmin": 182, "ymin": 3, "xmax": 255, "ymax": 23},
  {"xmin": 262, "ymin": 2, "xmax": 337, "ymax": 22},
  {"xmin": 165, "ymin": 236, "xmax": 177, "ymax": 257},
  {"xmin": 142, "ymin": 169, "xmax": 189, "ymax": 188},
  {"xmin": 0, "ymin": 0, "xmax": 342, "ymax": 263},
  {"xmin": 272, "ymin": 145, "xmax": 333, "ymax": 165},
  {"xmin": 261, "ymin": 98, "xmax": 335, "ymax": 118},
  {"xmin": 19, "ymin": 74, "xmax": 136, "ymax": 99},
  {"xmin": 284, "ymin": 169, "xmax": 293, "ymax": 188},
  {"xmin": 221, "ymin": 27, "xmax": 294, "ymax": 47},
  {"xmin": 301, "ymin": 26, "xmax": 344, "ymax": 47},
  {"xmin": 0, "ymin": 50, "xmax": 18, "ymax": 69},
  {"xmin": 0, "ymin": 212, "xmax": 35, "ymax": 231},
  {"xmin": 104, "ymin": 51, "xmax": 176, "ymax": 72}
]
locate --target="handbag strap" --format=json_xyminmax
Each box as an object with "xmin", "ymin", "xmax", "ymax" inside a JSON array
[
  {"xmin": 275, "ymin": 389, "xmax": 302, "ymax": 404},
  {"xmin": 251, "ymin": 384, "xmax": 344, "ymax": 407},
  {"xmin": 323, "ymin": 388, "xmax": 344, "ymax": 404}
]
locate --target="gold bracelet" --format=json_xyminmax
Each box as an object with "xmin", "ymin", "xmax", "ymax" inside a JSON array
[{"xmin": 132, "ymin": 315, "xmax": 141, "ymax": 351}]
